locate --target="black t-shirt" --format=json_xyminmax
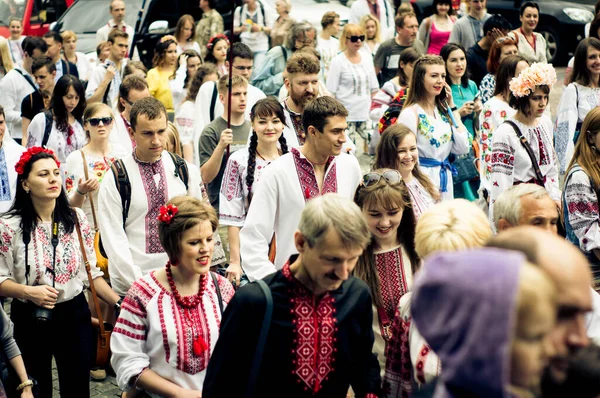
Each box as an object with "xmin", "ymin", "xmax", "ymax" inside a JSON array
[
  {"xmin": 466, "ymin": 43, "xmax": 489, "ymax": 87},
  {"xmin": 20, "ymin": 91, "xmax": 45, "ymax": 121}
]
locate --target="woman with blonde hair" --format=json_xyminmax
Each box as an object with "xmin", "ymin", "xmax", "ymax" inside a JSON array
[
  {"xmin": 270, "ymin": 0, "xmax": 295, "ymax": 47},
  {"xmin": 326, "ymin": 23, "xmax": 379, "ymax": 154},
  {"xmin": 0, "ymin": 37, "xmax": 14, "ymax": 79},
  {"xmin": 165, "ymin": 122, "xmax": 183, "ymax": 157},
  {"xmin": 61, "ymin": 30, "xmax": 92, "ymax": 82},
  {"xmin": 383, "ymin": 199, "xmax": 493, "ymax": 396},
  {"xmin": 360, "ymin": 14, "xmax": 382, "ymax": 57},
  {"xmin": 563, "ymin": 106, "xmax": 600, "ymax": 292},
  {"xmin": 174, "ymin": 14, "xmax": 201, "ymax": 55},
  {"xmin": 147, "ymin": 35, "xmax": 179, "ymax": 112}
]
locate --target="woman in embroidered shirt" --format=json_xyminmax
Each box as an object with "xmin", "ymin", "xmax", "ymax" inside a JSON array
[
  {"xmin": 26, "ymin": 75, "xmax": 87, "ymax": 177},
  {"xmin": 175, "ymin": 15, "xmax": 201, "ymax": 55},
  {"xmin": 204, "ymin": 35, "xmax": 229, "ymax": 78},
  {"xmin": 489, "ymin": 62, "xmax": 560, "ymax": 225},
  {"xmin": 353, "ymin": 168, "xmax": 418, "ymax": 384},
  {"xmin": 327, "ymin": 24, "xmax": 379, "ymax": 154},
  {"xmin": 396, "ymin": 55, "xmax": 470, "ymax": 200},
  {"xmin": 441, "ymin": 42, "xmax": 482, "ymax": 201},
  {"xmin": 563, "ymin": 107, "xmax": 600, "ymax": 293},
  {"xmin": 479, "ymin": 36, "xmax": 518, "ymax": 104},
  {"xmin": 219, "ymin": 98, "xmax": 289, "ymax": 288},
  {"xmin": 0, "ymin": 147, "xmax": 119, "ymax": 397},
  {"xmin": 479, "ymin": 55, "xmax": 529, "ymax": 204},
  {"xmin": 111, "ymin": 196, "xmax": 234, "ymax": 397},
  {"xmin": 555, "ymin": 38, "xmax": 600, "ymax": 175},
  {"xmin": 508, "ymin": 2, "xmax": 548, "ymax": 64},
  {"xmin": 147, "ymin": 36, "xmax": 179, "ymax": 113},
  {"xmin": 418, "ymin": 0, "xmax": 456, "ymax": 55}
]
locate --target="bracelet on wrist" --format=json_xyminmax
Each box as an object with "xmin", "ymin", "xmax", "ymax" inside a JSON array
[
  {"xmin": 450, "ymin": 106, "xmax": 458, "ymax": 112},
  {"xmin": 76, "ymin": 187, "xmax": 86, "ymax": 196},
  {"xmin": 16, "ymin": 379, "xmax": 33, "ymax": 391},
  {"xmin": 114, "ymin": 297, "xmax": 123, "ymax": 313}
]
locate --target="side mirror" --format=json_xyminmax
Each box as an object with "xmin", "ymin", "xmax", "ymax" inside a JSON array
[
  {"xmin": 49, "ymin": 22, "xmax": 57, "ymax": 30},
  {"xmin": 148, "ymin": 20, "xmax": 168, "ymax": 34}
]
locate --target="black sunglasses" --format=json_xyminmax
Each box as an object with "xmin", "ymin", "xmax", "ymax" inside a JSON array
[
  {"xmin": 86, "ymin": 117, "xmax": 113, "ymax": 126},
  {"xmin": 347, "ymin": 35, "xmax": 365, "ymax": 43},
  {"xmin": 362, "ymin": 170, "xmax": 401, "ymax": 187}
]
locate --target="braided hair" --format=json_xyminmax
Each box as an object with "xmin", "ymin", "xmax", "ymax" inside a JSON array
[{"xmin": 246, "ymin": 97, "xmax": 289, "ymax": 202}]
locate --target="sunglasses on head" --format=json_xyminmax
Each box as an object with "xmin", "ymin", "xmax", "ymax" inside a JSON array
[
  {"xmin": 347, "ymin": 35, "xmax": 365, "ymax": 43},
  {"xmin": 86, "ymin": 117, "xmax": 113, "ymax": 126},
  {"xmin": 362, "ymin": 170, "xmax": 402, "ymax": 187}
]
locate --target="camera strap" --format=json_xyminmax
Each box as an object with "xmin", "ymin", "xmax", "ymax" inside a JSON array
[{"xmin": 22, "ymin": 218, "xmax": 59, "ymax": 288}]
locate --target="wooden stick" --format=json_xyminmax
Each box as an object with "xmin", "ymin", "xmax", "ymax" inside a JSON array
[{"xmin": 226, "ymin": 1, "xmax": 236, "ymax": 159}]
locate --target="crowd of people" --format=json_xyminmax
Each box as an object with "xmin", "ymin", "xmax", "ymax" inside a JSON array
[{"xmin": 0, "ymin": 0, "xmax": 599, "ymax": 396}]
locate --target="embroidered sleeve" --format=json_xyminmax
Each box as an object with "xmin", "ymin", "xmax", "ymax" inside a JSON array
[
  {"xmin": 219, "ymin": 158, "xmax": 246, "ymax": 227},
  {"xmin": 0, "ymin": 219, "xmax": 17, "ymax": 286},
  {"xmin": 480, "ymin": 74, "xmax": 495, "ymax": 104},
  {"xmin": 111, "ymin": 278, "xmax": 153, "ymax": 391},
  {"xmin": 382, "ymin": 299, "xmax": 413, "ymax": 397},
  {"xmin": 565, "ymin": 170, "xmax": 600, "ymax": 252},
  {"xmin": 489, "ymin": 124, "xmax": 517, "ymax": 226},
  {"xmin": 26, "ymin": 113, "xmax": 45, "ymax": 149},
  {"xmin": 370, "ymin": 81, "xmax": 396, "ymax": 122},
  {"xmin": 479, "ymin": 105, "xmax": 495, "ymax": 189},
  {"xmin": 174, "ymin": 104, "xmax": 195, "ymax": 145},
  {"xmin": 554, "ymin": 84, "xmax": 578, "ymax": 174},
  {"xmin": 215, "ymin": 273, "xmax": 235, "ymax": 307},
  {"xmin": 74, "ymin": 208, "xmax": 103, "ymax": 285}
]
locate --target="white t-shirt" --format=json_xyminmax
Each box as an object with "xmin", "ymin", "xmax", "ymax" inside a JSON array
[{"xmin": 316, "ymin": 36, "xmax": 340, "ymax": 82}]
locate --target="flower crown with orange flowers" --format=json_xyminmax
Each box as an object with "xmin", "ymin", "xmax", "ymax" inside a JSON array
[
  {"xmin": 206, "ymin": 34, "xmax": 229, "ymax": 51},
  {"xmin": 509, "ymin": 63, "xmax": 557, "ymax": 98},
  {"xmin": 158, "ymin": 204, "xmax": 179, "ymax": 224},
  {"xmin": 15, "ymin": 147, "xmax": 60, "ymax": 175},
  {"xmin": 160, "ymin": 35, "xmax": 177, "ymax": 44}
]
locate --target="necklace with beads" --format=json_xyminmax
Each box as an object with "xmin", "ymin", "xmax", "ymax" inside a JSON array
[{"xmin": 165, "ymin": 262, "xmax": 209, "ymax": 356}]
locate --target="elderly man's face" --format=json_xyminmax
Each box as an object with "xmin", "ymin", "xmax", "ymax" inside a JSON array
[{"xmin": 518, "ymin": 194, "xmax": 558, "ymax": 233}]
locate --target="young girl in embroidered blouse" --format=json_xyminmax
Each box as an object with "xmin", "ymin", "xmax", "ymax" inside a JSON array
[
  {"xmin": 374, "ymin": 124, "xmax": 440, "ymax": 219},
  {"xmin": 26, "ymin": 75, "xmax": 87, "ymax": 177},
  {"xmin": 479, "ymin": 36, "xmax": 518, "ymax": 104},
  {"xmin": 479, "ymin": 55, "xmax": 529, "ymax": 203},
  {"xmin": 489, "ymin": 62, "xmax": 560, "ymax": 225},
  {"xmin": 204, "ymin": 35, "xmax": 229, "ymax": 78},
  {"xmin": 563, "ymin": 107, "xmax": 600, "ymax": 293},
  {"xmin": 147, "ymin": 36, "xmax": 179, "ymax": 113},
  {"xmin": 219, "ymin": 98, "xmax": 289, "ymax": 288},
  {"xmin": 353, "ymin": 168, "xmax": 419, "ymax": 385},
  {"xmin": 0, "ymin": 148, "xmax": 119, "ymax": 397},
  {"xmin": 65, "ymin": 103, "xmax": 118, "ymax": 227},
  {"xmin": 555, "ymin": 38, "xmax": 600, "ymax": 175},
  {"xmin": 396, "ymin": 55, "xmax": 470, "ymax": 200},
  {"xmin": 111, "ymin": 196, "xmax": 234, "ymax": 398},
  {"xmin": 418, "ymin": 0, "xmax": 456, "ymax": 55}
]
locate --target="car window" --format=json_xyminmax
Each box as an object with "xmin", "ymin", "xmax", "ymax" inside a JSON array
[
  {"xmin": 0, "ymin": 0, "xmax": 26, "ymax": 27},
  {"xmin": 57, "ymin": 0, "xmax": 143, "ymax": 34}
]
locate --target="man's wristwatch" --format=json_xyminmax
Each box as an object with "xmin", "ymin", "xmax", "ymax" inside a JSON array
[{"xmin": 114, "ymin": 298, "xmax": 123, "ymax": 313}]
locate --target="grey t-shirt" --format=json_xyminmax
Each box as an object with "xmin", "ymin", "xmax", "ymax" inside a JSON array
[
  {"xmin": 198, "ymin": 116, "xmax": 251, "ymax": 211},
  {"xmin": 374, "ymin": 38, "xmax": 425, "ymax": 83}
]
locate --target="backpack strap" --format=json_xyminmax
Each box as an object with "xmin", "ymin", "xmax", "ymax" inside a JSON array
[
  {"xmin": 280, "ymin": 46, "xmax": 288, "ymax": 64},
  {"xmin": 258, "ymin": 0, "xmax": 266, "ymax": 25},
  {"xmin": 41, "ymin": 110, "xmax": 53, "ymax": 148},
  {"xmin": 167, "ymin": 151, "xmax": 189, "ymax": 191},
  {"xmin": 110, "ymin": 159, "xmax": 131, "ymax": 227},
  {"xmin": 103, "ymin": 81, "xmax": 112, "ymax": 106},
  {"xmin": 505, "ymin": 120, "xmax": 545, "ymax": 186},
  {"xmin": 210, "ymin": 271, "xmax": 224, "ymax": 315},
  {"xmin": 14, "ymin": 68, "xmax": 37, "ymax": 91},
  {"xmin": 209, "ymin": 83, "xmax": 218, "ymax": 121}
]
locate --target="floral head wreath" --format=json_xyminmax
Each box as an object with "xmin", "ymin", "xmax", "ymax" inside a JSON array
[
  {"xmin": 15, "ymin": 147, "xmax": 60, "ymax": 175},
  {"xmin": 509, "ymin": 62, "xmax": 557, "ymax": 98},
  {"xmin": 158, "ymin": 204, "xmax": 179, "ymax": 224},
  {"xmin": 207, "ymin": 34, "xmax": 229, "ymax": 51},
  {"xmin": 159, "ymin": 35, "xmax": 177, "ymax": 44}
]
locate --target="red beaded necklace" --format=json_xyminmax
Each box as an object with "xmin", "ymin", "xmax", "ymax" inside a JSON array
[{"xmin": 165, "ymin": 262, "xmax": 209, "ymax": 356}]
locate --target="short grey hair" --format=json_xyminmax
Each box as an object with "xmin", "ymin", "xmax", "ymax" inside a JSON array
[
  {"xmin": 493, "ymin": 184, "xmax": 552, "ymax": 229},
  {"xmin": 298, "ymin": 194, "xmax": 370, "ymax": 250},
  {"xmin": 285, "ymin": 21, "xmax": 317, "ymax": 51}
]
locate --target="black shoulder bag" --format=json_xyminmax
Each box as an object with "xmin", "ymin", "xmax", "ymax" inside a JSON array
[{"xmin": 505, "ymin": 120, "xmax": 545, "ymax": 187}]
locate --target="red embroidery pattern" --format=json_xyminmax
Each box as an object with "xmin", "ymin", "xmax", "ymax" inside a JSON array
[
  {"xmin": 383, "ymin": 310, "xmax": 412, "ymax": 398},
  {"xmin": 415, "ymin": 344, "xmax": 432, "ymax": 384},
  {"xmin": 122, "ymin": 278, "xmax": 155, "ymax": 318},
  {"xmin": 291, "ymin": 148, "xmax": 337, "ymax": 202},
  {"xmin": 375, "ymin": 247, "xmax": 410, "ymax": 321},
  {"xmin": 137, "ymin": 159, "xmax": 168, "ymax": 254},
  {"xmin": 158, "ymin": 291, "xmax": 170, "ymax": 363},
  {"xmin": 283, "ymin": 264, "xmax": 337, "ymax": 393},
  {"xmin": 113, "ymin": 327, "xmax": 145, "ymax": 340},
  {"xmin": 0, "ymin": 222, "xmax": 15, "ymax": 254},
  {"xmin": 533, "ymin": 126, "xmax": 551, "ymax": 166},
  {"xmin": 215, "ymin": 272, "xmax": 235, "ymax": 304},
  {"xmin": 220, "ymin": 159, "xmax": 243, "ymax": 201},
  {"xmin": 568, "ymin": 201, "xmax": 599, "ymax": 214}
]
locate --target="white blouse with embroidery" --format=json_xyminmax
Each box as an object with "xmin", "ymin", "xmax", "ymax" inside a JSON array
[
  {"xmin": 405, "ymin": 178, "xmax": 437, "ymax": 220},
  {"xmin": 0, "ymin": 207, "xmax": 103, "ymax": 303}
]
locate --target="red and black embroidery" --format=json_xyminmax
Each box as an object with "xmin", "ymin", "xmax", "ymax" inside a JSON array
[
  {"xmin": 291, "ymin": 148, "xmax": 337, "ymax": 202},
  {"xmin": 220, "ymin": 159, "xmax": 243, "ymax": 201},
  {"xmin": 137, "ymin": 158, "xmax": 168, "ymax": 254},
  {"xmin": 375, "ymin": 247, "xmax": 410, "ymax": 321}
]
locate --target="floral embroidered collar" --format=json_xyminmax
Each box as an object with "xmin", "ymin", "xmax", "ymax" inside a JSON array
[{"xmin": 132, "ymin": 149, "xmax": 163, "ymax": 165}]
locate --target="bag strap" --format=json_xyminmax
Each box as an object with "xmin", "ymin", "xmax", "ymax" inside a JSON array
[
  {"xmin": 209, "ymin": 83, "xmax": 218, "ymax": 121},
  {"xmin": 167, "ymin": 151, "xmax": 189, "ymax": 191},
  {"xmin": 110, "ymin": 159, "xmax": 131, "ymax": 228},
  {"xmin": 280, "ymin": 46, "xmax": 288, "ymax": 64},
  {"xmin": 505, "ymin": 120, "xmax": 545, "ymax": 185},
  {"xmin": 210, "ymin": 271, "xmax": 224, "ymax": 315},
  {"xmin": 245, "ymin": 279, "xmax": 273, "ymax": 398},
  {"xmin": 14, "ymin": 68, "xmax": 37, "ymax": 91},
  {"xmin": 41, "ymin": 110, "xmax": 53, "ymax": 148},
  {"xmin": 258, "ymin": 0, "xmax": 266, "ymax": 25},
  {"xmin": 80, "ymin": 151, "xmax": 99, "ymax": 231},
  {"xmin": 75, "ymin": 219, "xmax": 106, "ymax": 337}
]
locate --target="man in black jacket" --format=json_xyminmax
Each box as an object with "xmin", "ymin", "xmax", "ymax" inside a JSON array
[{"xmin": 43, "ymin": 31, "xmax": 79, "ymax": 81}]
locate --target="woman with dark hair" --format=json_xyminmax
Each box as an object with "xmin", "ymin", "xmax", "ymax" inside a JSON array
[
  {"xmin": 563, "ymin": 107, "xmax": 600, "ymax": 292},
  {"xmin": 204, "ymin": 34, "xmax": 229, "ymax": 77},
  {"xmin": 219, "ymin": 98, "xmax": 289, "ymax": 287},
  {"xmin": 489, "ymin": 63, "xmax": 560, "ymax": 224},
  {"xmin": 169, "ymin": 49, "xmax": 202, "ymax": 114},
  {"xmin": 0, "ymin": 147, "xmax": 119, "ymax": 397},
  {"xmin": 147, "ymin": 35, "xmax": 178, "ymax": 112},
  {"xmin": 174, "ymin": 14, "xmax": 201, "ymax": 55},
  {"xmin": 26, "ymin": 74, "xmax": 86, "ymax": 176},
  {"xmin": 175, "ymin": 64, "xmax": 218, "ymax": 163},
  {"xmin": 555, "ymin": 38, "xmax": 600, "ymax": 175},
  {"xmin": 479, "ymin": 55, "xmax": 529, "ymax": 202},
  {"xmin": 441, "ymin": 42, "xmax": 481, "ymax": 200},
  {"xmin": 480, "ymin": 37, "xmax": 518, "ymax": 103},
  {"xmin": 418, "ymin": 0, "xmax": 456, "ymax": 55},
  {"xmin": 508, "ymin": 2, "xmax": 548, "ymax": 63},
  {"xmin": 397, "ymin": 55, "xmax": 470, "ymax": 200}
]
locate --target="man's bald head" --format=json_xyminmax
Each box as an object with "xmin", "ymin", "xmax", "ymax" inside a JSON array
[{"xmin": 487, "ymin": 226, "xmax": 593, "ymax": 384}]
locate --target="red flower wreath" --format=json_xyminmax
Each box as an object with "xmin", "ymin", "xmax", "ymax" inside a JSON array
[
  {"xmin": 15, "ymin": 147, "xmax": 60, "ymax": 175},
  {"xmin": 158, "ymin": 204, "xmax": 179, "ymax": 224},
  {"xmin": 206, "ymin": 34, "xmax": 229, "ymax": 51}
]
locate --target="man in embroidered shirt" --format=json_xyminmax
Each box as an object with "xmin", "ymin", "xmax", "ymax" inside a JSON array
[
  {"xmin": 0, "ymin": 36, "xmax": 47, "ymax": 143},
  {"xmin": 239, "ymin": 96, "xmax": 362, "ymax": 282},
  {"xmin": 86, "ymin": 30, "xmax": 129, "ymax": 107},
  {"xmin": 199, "ymin": 74, "xmax": 252, "ymax": 212},
  {"xmin": 42, "ymin": 32, "xmax": 79, "ymax": 81},
  {"xmin": 449, "ymin": 0, "xmax": 491, "ymax": 52},
  {"xmin": 20, "ymin": 56, "xmax": 56, "ymax": 141},
  {"xmin": 96, "ymin": 0, "xmax": 135, "ymax": 49},
  {"xmin": 0, "ymin": 105, "xmax": 26, "ymax": 212},
  {"xmin": 196, "ymin": 0, "xmax": 224, "ymax": 59},
  {"xmin": 97, "ymin": 97, "xmax": 225, "ymax": 297},
  {"xmin": 204, "ymin": 194, "xmax": 381, "ymax": 397}
]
